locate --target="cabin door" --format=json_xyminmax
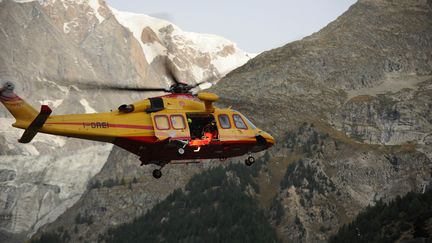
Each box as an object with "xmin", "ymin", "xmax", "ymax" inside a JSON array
[
  {"xmin": 151, "ymin": 113, "xmax": 191, "ymax": 141},
  {"xmin": 214, "ymin": 113, "xmax": 233, "ymax": 141}
]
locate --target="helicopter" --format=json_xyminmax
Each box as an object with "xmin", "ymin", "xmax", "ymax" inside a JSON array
[{"xmin": 0, "ymin": 75, "xmax": 275, "ymax": 179}]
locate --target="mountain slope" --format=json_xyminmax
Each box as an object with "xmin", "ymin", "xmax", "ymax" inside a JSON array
[
  {"xmin": 211, "ymin": 0, "xmax": 432, "ymax": 242},
  {"xmin": 213, "ymin": 0, "xmax": 432, "ymax": 140}
]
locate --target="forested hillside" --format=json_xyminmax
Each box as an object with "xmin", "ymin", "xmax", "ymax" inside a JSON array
[
  {"xmin": 32, "ymin": 159, "xmax": 280, "ymax": 243},
  {"xmin": 329, "ymin": 190, "xmax": 432, "ymax": 243},
  {"xmin": 103, "ymin": 162, "xmax": 279, "ymax": 243}
]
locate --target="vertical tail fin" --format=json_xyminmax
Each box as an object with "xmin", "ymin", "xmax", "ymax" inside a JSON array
[{"xmin": 0, "ymin": 82, "xmax": 38, "ymax": 126}]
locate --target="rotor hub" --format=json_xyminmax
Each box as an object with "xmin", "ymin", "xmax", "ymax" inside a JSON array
[
  {"xmin": 5, "ymin": 82, "xmax": 15, "ymax": 91},
  {"xmin": 1, "ymin": 81, "xmax": 14, "ymax": 92}
]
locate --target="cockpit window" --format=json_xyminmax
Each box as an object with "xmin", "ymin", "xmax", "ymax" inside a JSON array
[
  {"xmin": 233, "ymin": 114, "xmax": 248, "ymax": 129},
  {"xmin": 218, "ymin": 114, "xmax": 231, "ymax": 129},
  {"xmin": 243, "ymin": 116, "xmax": 257, "ymax": 130}
]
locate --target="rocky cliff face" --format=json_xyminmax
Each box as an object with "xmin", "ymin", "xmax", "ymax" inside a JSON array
[
  {"xmin": 0, "ymin": 0, "xmax": 252, "ymax": 241},
  {"xmin": 212, "ymin": 0, "xmax": 432, "ymax": 242},
  {"xmin": 266, "ymin": 124, "xmax": 431, "ymax": 242}
]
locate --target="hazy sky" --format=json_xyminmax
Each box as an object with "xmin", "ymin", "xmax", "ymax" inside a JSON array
[{"xmin": 106, "ymin": 0, "xmax": 357, "ymax": 53}]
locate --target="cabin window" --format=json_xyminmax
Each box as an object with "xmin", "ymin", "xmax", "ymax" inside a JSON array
[
  {"xmin": 154, "ymin": 115, "xmax": 170, "ymax": 130},
  {"xmin": 218, "ymin": 114, "xmax": 231, "ymax": 129},
  {"xmin": 233, "ymin": 114, "xmax": 248, "ymax": 129},
  {"xmin": 171, "ymin": 115, "xmax": 186, "ymax": 130}
]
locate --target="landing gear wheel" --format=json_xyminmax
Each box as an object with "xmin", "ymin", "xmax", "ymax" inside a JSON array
[
  {"xmin": 152, "ymin": 169, "xmax": 162, "ymax": 179},
  {"xmin": 245, "ymin": 156, "xmax": 255, "ymax": 166},
  {"xmin": 177, "ymin": 147, "xmax": 185, "ymax": 155}
]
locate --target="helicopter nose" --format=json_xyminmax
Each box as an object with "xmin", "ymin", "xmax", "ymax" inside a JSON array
[
  {"xmin": 259, "ymin": 131, "xmax": 275, "ymax": 147},
  {"xmin": 268, "ymin": 136, "xmax": 275, "ymax": 146},
  {"xmin": 266, "ymin": 134, "xmax": 275, "ymax": 147}
]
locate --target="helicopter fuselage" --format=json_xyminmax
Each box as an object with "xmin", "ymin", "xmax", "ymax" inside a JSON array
[{"xmin": 3, "ymin": 89, "xmax": 275, "ymax": 176}]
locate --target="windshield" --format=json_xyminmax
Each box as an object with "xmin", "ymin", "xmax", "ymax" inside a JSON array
[
  {"xmin": 242, "ymin": 115, "xmax": 257, "ymax": 129},
  {"xmin": 231, "ymin": 110, "xmax": 257, "ymax": 129}
]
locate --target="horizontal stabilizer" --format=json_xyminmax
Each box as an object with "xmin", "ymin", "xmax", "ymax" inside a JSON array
[{"xmin": 18, "ymin": 105, "xmax": 52, "ymax": 143}]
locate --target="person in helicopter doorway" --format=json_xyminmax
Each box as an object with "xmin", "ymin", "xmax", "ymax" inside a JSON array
[
  {"xmin": 202, "ymin": 120, "xmax": 218, "ymax": 141},
  {"xmin": 189, "ymin": 119, "xmax": 218, "ymax": 148}
]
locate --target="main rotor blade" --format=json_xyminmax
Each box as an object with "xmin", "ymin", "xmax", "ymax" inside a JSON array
[
  {"xmin": 104, "ymin": 86, "xmax": 170, "ymax": 92},
  {"xmin": 76, "ymin": 82, "xmax": 169, "ymax": 92},
  {"xmin": 190, "ymin": 76, "xmax": 220, "ymax": 89},
  {"xmin": 191, "ymin": 80, "xmax": 210, "ymax": 88},
  {"xmin": 43, "ymin": 76, "xmax": 170, "ymax": 93}
]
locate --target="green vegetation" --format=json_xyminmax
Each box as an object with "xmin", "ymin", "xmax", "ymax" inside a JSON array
[
  {"xmin": 30, "ymin": 232, "xmax": 62, "ymax": 243},
  {"xmin": 103, "ymin": 163, "xmax": 280, "ymax": 243},
  {"xmin": 329, "ymin": 190, "xmax": 432, "ymax": 243},
  {"xmin": 30, "ymin": 228, "xmax": 70, "ymax": 243}
]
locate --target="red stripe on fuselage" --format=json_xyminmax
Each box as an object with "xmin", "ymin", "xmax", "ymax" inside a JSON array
[
  {"xmin": 108, "ymin": 124, "xmax": 153, "ymax": 130},
  {"xmin": 45, "ymin": 122, "xmax": 153, "ymax": 130}
]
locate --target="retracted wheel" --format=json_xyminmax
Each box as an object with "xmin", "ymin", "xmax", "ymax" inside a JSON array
[
  {"xmin": 178, "ymin": 147, "xmax": 185, "ymax": 155},
  {"xmin": 245, "ymin": 156, "xmax": 255, "ymax": 166},
  {"xmin": 152, "ymin": 169, "xmax": 162, "ymax": 179}
]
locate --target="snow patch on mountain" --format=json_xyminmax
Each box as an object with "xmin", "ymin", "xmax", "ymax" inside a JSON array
[
  {"xmin": 88, "ymin": 0, "xmax": 105, "ymax": 23},
  {"xmin": 217, "ymin": 53, "xmax": 257, "ymax": 76},
  {"xmin": 79, "ymin": 98, "xmax": 97, "ymax": 113},
  {"xmin": 191, "ymin": 64, "xmax": 205, "ymax": 81},
  {"xmin": 38, "ymin": 99, "xmax": 64, "ymax": 109},
  {"xmin": 63, "ymin": 19, "xmax": 79, "ymax": 34},
  {"xmin": 110, "ymin": 8, "xmax": 167, "ymax": 63}
]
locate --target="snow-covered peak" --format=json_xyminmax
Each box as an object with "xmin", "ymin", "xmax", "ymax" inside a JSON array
[
  {"xmin": 110, "ymin": 8, "xmax": 172, "ymax": 37},
  {"xmin": 110, "ymin": 6, "xmax": 253, "ymax": 82},
  {"xmin": 111, "ymin": 7, "xmax": 243, "ymax": 54}
]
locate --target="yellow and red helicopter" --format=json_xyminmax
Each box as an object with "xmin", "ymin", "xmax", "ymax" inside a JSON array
[{"xmin": 0, "ymin": 77, "xmax": 275, "ymax": 178}]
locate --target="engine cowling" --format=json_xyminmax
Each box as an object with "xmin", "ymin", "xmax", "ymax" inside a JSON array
[{"xmin": 197, "ymin": 92, "xmax": 219, "ymax": 112}]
